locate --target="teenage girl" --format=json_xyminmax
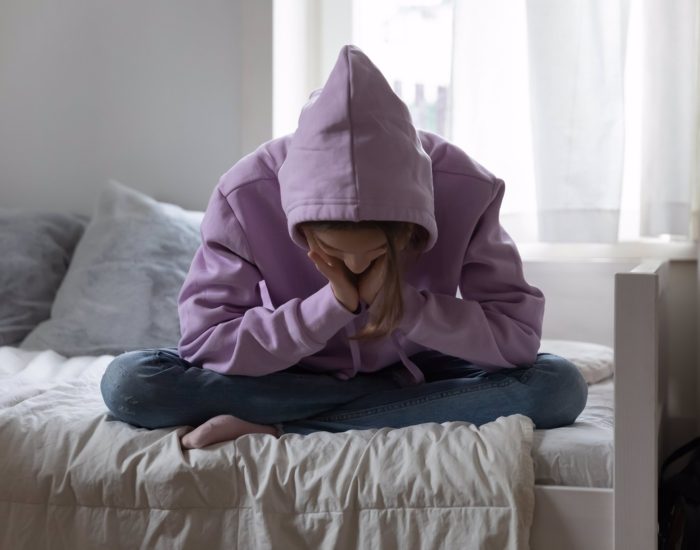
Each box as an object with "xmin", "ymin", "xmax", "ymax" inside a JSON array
[{"xmin": 100, "ymin": 45, "xmax": 588, "ymax": 449}]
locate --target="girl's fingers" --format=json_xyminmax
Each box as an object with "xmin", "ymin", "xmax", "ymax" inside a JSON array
[
  {"xmin": 313, "ymin": 247, "xmax": 334, "ymax": 267},
  {"xmin": 309, "ymin": 250, "xmax": 353, "ymax": 290},
  {"xmin": 305, "ymin": 233, "xmax": 334, "ymax": 266},
  {"xmin": 307, "ymin": 250, "xmax": 320, "ymax": 266},
  {"xmin": 311, "ymin": 258, "xmax": 329, "ymax": 279},
  {"xmin": 308, "ymin": 252, "xmax": 332, "ymax": 277},
  {"xmin": 308, "ymin": 249, "xmax": 333, "ymax": 267}
]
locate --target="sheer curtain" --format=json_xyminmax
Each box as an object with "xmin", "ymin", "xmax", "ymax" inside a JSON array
[
  {"xmin": 640, "ymin": 0, "xmax": 699, "ymax": 240},
  {"xmin": 450, "ymin": 0, "xmax": 699, "ymax": 243},
  {"xmin": 349, "ymin": 0, "xmax": 699, "ymax": 244}
]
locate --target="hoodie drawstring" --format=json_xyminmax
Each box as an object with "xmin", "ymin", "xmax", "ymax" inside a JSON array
[
  {"xmin": 346, "ymin": 324, "xmax": 362, "ymax": 376},
  {"xmin": 390, "ymin": 330, "xmax": 426, "ymax": 386},
  {"xmin": 344, "ymin": 322, "xmax": 425, "ymax": 386}
]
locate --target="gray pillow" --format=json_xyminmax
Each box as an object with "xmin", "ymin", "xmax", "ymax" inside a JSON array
[
  {"xmin": 0, "ymin": 209, "xmax": 88, "ymax": 345},
  {"xmin": 20, "ymin": 180, "xmax": 203, "ymax": 356}
]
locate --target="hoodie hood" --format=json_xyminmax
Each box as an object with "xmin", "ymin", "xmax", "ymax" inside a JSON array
[{"xmin": 278, "ymin": 44, "xmax": 438, "ymax": 253}]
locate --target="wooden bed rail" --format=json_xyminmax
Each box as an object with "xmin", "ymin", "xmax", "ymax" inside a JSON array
[{"xmin": 614, "ymin": 259, "xmax": 668, "ymax": 550}]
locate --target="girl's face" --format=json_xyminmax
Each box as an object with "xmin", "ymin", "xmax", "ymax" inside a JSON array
[{"xmin": 310, "ymin": 227, "xmax": 388, "ymax": 275}]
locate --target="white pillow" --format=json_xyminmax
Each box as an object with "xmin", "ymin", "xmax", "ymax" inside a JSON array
[
  {"xmin": 20, "ymin": 180, "xmax": 204, "ymax": 356},
  {"xmin": 539, "ymin": 339, "xmax": 614, "ymax": 385}
]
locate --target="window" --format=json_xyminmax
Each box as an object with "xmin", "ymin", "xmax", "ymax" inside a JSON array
[{"xmin": 274, "ymin": 0, "xmax": 698, "ymax": 254}]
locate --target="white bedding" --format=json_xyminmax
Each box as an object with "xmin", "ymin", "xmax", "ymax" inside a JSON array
[
  {"xmin": 0, "ymin": 346, "xmax": 615, "ymax": 489},
  {"xmin": 0, "ymin": 346, "xmax": 537, "ymax": 549},
  {"xmin": 532, "ymin": 378, "xmax": 613, "ymax": 488}
]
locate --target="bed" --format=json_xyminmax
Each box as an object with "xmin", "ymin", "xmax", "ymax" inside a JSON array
[
  {"xmin": 524, "ymin": 257, "xmax": 667, "ymax": 550},
  {"xmin": 0, "ymin": 181, "xmax": 667, "ymax": 549}
]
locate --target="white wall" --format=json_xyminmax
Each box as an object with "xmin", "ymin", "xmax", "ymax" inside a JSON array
[
  {"xmin": 272, "ymin": 0, "xmax": 351, "ymax": 137},
  {"xmin": 0, "ymin": 0, "xmax": 272, "ymax": 215}
]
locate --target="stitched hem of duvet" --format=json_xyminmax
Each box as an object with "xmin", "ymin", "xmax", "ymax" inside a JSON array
[{"xmin": 0, "ymin": 500, "xmax": 514, "ymax": 512}]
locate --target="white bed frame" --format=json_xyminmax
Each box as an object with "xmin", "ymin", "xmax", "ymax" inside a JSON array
[{"xmin": 523, "ymin": 258, "xmax": 667, "ymax": 550}]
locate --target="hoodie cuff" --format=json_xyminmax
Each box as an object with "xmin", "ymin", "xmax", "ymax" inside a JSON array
[{"xmin": 298, "ymin": 283, "xmax": 361, "ymax": 344}]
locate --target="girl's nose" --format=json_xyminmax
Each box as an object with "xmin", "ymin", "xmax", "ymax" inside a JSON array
[{"xmin": 345, "ymin": 256, "xmax": 370, "ymax": 274}]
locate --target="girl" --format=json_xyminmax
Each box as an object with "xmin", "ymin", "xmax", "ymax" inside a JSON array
[{"xmin": 100, "ymin": 45, "xmax": 587, "ymax": 450}]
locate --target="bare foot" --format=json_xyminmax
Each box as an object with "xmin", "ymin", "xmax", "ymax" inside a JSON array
[{"xmin": 180, "ymin": 414, "xmax": 280, "ymax": 449}]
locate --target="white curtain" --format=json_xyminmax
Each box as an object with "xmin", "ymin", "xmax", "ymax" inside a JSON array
[
  {"xmin": 451, "ymin": 0, "xmax": 699, "ymax": 243},
  {"xmin": 641, "ymin": 0, "xmax": 699, "ymax": 239}
]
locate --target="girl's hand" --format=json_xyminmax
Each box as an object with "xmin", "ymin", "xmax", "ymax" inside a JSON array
[
  {"xmin": 358, "ymin": 254, "xmax": 387, "ymax": 307},
  {"xmin": 304, "ymin": 231, "xmax": 360, "ymax": 313}
]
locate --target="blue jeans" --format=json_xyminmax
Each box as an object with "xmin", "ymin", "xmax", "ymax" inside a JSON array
[{"xmin": 100, "ymin": 348, "xmax": 588, "ymax": 435}]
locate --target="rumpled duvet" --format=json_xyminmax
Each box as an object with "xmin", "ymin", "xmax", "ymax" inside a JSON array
[{"xmin": 0, "ymin": 347, "xmax": 536, "ymax": 549}]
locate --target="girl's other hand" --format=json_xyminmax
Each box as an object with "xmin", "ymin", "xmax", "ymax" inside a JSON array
[
  {"xmin": 358, "ymin": 254, "xmax": 387, "ymax": 307},
  {"xmin": 304, "ymin": 231, "xmax": 360, "ymax": 313}
]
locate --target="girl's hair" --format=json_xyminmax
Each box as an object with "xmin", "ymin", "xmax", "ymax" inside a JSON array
[{"xmin": 298, "ymin": 220, "xmax": 430, "ymax": 341}]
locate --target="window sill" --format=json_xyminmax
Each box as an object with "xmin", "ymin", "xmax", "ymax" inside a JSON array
[{"xmin": 518, "ymin": 240, "xmax": 697, "ymax": 261}]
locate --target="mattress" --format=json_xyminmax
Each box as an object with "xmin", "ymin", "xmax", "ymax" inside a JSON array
[
  {"xmin": 0, "ymin": 345, "xmax": 613, "ymax": 489},
  {"xmin": 532, "ymin": 378, "xmax": 613, "ymax": 487}
]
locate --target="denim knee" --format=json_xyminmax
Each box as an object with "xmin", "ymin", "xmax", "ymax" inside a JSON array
[
  {"xmin": 100, "ymin": 349, "xmax": 161, "ymax": 427},
  {"xmin": 526, "ymin": 353, "xmax": 589, "ymax": 429}
]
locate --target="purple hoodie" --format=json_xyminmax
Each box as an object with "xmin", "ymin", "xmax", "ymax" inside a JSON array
[{"xmin": 177, "ymin": 45, "xmax": 545, "ymax": 386}]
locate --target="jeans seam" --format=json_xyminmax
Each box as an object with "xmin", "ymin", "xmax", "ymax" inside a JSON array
[{"xmin": 310, "ymin": 377, "xmax": 518, "ymax": 422}]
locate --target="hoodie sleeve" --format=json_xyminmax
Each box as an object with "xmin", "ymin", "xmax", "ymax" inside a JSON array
[
  {"xmin": 177, "ymin": 188, "xmax": 359, "ymax": 376},
  {"xmin": 394, "ymin": 178, "xmax": 545, "ymax": 369}
]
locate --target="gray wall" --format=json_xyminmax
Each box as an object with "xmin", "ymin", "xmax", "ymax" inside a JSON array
[{"xmin": 0, "ymin": 0, "xmax": 272, "ymax": 214}]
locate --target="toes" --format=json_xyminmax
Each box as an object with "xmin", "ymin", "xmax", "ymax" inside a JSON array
[{"xmin": 181, "ymin": 425, "xmax": 211, "ymax": 449}]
